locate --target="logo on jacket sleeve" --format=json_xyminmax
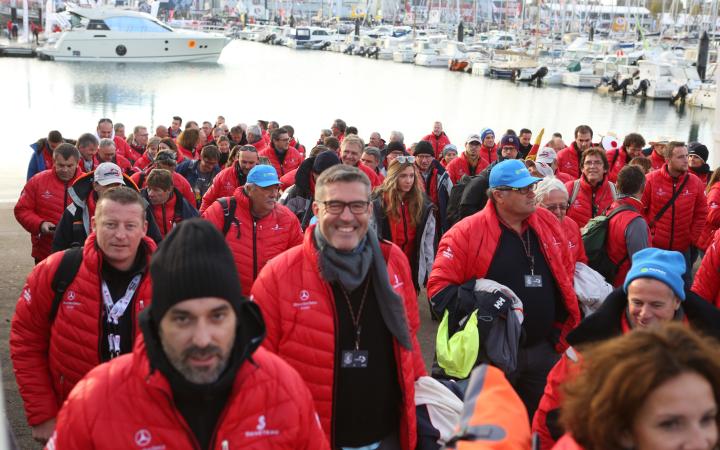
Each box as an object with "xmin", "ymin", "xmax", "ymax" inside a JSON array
[
  {"xmin": 22, "ymin": 287, "xmax": 31, "ymax": 304},
  {"xmin": 293, "ymin": 290, "xmax": 317, "ymax": 310},
  {"xmin": 244, "ymin": 415, "xmax": 280, "ymax": 437},
  {"xmin": 134, "ymin": 429, "xmax": 152, "ymax": 446}
]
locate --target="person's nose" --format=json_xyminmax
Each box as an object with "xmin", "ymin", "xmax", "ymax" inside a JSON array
[{"xmin": 191, "ymin": 321, "xmax": 213, "ymax": 348}]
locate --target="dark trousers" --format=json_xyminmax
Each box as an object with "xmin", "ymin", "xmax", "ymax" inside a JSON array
[{"xmin": 507, "ymin": 339, "xmax": 560, "ymax": 421}]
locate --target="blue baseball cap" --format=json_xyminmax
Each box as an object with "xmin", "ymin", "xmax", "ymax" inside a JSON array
[
  {"xmin": 247, "ymin": 165, "xmax": 280, "ymax": 187},
  {"xmin": 489, "ymin": 159, "xmax": 541, "ymax": 189},
  {"xmin": 624, "ymin": 248, "xmax": 686, "ymax": 300}
]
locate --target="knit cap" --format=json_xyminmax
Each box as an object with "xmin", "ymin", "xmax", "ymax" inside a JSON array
[
  {"xmin": 386, "ymin": 141, "xmax": 407, "ymax": 154},
  {"xmin": 312, "ymin": 151, "xmax": 341, "ymax": 174},
  {"xmin": 480, "ymin": 128, "xmax": 495, "ymax": 141},
  {"xmin": 688, "ymin": 142, "xmax": 709, "ymax": 163},
  {"xmin": 149, "ymin": 219, "xmax": 243, "ymax": 323},
  {"xmin": 413, "ymin": 140, "xmax": 435, "ymax": 157},
  {"xmin": 624, "ymin": 248, "xmax": 686, "ymax": 301}
]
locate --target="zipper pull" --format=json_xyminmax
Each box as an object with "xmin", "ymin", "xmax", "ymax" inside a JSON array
[
  {"xmin": 139, "ymin": 300, "xmax": 145, "ymax": 310},
  {"xmin": 221, "ymin": 440, "xmax": 229, "ymax": 450}
]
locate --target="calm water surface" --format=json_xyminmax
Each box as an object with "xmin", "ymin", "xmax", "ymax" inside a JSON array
[{"xmin": 0, "ymin": 39, "xmax": 713, "ymax": 201}]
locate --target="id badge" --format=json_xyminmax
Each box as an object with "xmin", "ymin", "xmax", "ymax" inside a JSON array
[
  {"xmin": 341, "ymin": 350, "xmax": 369, "ymax": 368},
  {"xmin": 524, "ymin": 275, "xmax": 543, "ymax": 288}
]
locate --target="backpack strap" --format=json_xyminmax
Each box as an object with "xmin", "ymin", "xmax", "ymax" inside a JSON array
[
  {"xmin": 49, "ymin": 247, "xmax": 84, "ymax": 323},
  {"xmin": 649, "ymin": 175, "xmax": 690, "ymax": 228},
  {"xmin": 568, "ymin": 180, "xmax": 581, "ymax": 207},
  {"xmin": 218, "ymin": 197, "xmax": 238, "ymax": 236}
]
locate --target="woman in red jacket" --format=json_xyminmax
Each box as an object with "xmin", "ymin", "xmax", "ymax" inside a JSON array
[
  {"xmin": 554, "ymin": 324, "xmax": 720, "ymax": 450},
  {"xmin": 371, "ymin": 157, "xmax": 436, "ymax": 290},
  {"xmin": 176, "ymin": 128, "xmax": 200, "ymax": 160},
  {"xmin": 697, "ymin": 168, "xmax": 720, "ymax": 252},
  {"xmin": 565, "ymin": 147, "xmax": 616, "ymax": 228}
]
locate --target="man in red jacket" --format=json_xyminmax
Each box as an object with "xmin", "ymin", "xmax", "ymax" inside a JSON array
[
  {"xmin": 557, "ymin": 125, "xmax": 593, "ymax": 179},
  {"xmin": 97, "ymin": 118, "xmax": 133, "ymax": 163},
  {"xmin": 422, "ymin": 121, "xmax": 452, "ymax": 159},
  {"xmin": 15, "ymin": 144, "xmax": 80, "ymax": 263},
  {"xmin": 200, "ymin": 145, "xmax": 259, "ymax": 213},
  {"xmin": 143, "ymin": 169, "xmax": 198, "ymax": 238},
  {"xmin": 260, "ymin": 127, "xmax": 303, "ymax": 177},
  {"xmin": 445, "ymin": 133, "xmax": 490, "ymax": 184},
  {"xmin": 77, "ymin": 133, "xmax": 99, "ymax": 173},
  {"xmin": 203, "ymin": 165, "xmax": 303, "ymax": 296},
  {"xmin": 605, "ymin": 133, "xmax": 646, "ymax": 183},
  {"xmin": 251, "ymin": 165, "xmax": 426, "ymax": 450},
  {"xmin": 642, "ymin": 141, "xmax": 707, "ymax": 286},
  {"xmin": 97, "ymin": 138, "xmax": 134, "ymax": 175},
  {"xmin": 341, "ymin": 134, "xmax": 382, "ymax": 187},
  {"xmin": 427, "ymin": 159, "xmax": 580, "ymax": 418},
  {"xmin": 46, "ymin": 219, "xmax": 327, "ymax": 449},
  {"xmin": 11, "ymin": 186, "xmax": 155, "ymax": 444}
]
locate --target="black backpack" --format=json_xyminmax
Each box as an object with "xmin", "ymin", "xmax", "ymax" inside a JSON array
[
  {"xmin": 581, "ymin": 205, "xmax": 635, "ymax": 283},
  {"xmin": 49, "ymin": 247, "xmax": 84, "ymax": 323},
  {"xmin": 446, "ymin": 175, "xmax": 478, "ymax": 226},
  {"xmin": 217, "ymin": 197, "xmax": 239, "ymax": 236}
]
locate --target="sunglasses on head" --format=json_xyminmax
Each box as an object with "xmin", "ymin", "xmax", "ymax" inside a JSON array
[{"xmin": 395, "ymin": 156, "xmax": 415, "ymax": 164}]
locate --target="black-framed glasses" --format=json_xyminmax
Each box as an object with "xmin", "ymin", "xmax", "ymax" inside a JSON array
[
  {"xmin": 319, "ymin": 200, "xmax": 370, "ymax": 215},
  {"xmin": 395, "ymin": 156, "xmax": 415, "ymax": 164},
  {"xmin": 496, "ymin": 184, "xmax": 537, "ymax": 195}
]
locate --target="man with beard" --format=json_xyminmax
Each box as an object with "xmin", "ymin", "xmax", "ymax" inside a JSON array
[
  {"xmin": 46, "ymin": 219, "xmax": 327, "ymax": 449},
  {"xmin": 199, "ymin": 145, "xmax": 259, "ymax": 213}
]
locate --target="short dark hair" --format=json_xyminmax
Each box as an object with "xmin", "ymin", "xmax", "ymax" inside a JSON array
[
  {"xmin": 172, "ymin": 116, "xmax": 182, "ymax": 124},
  {"xmin": 114, "ymin": 123, "xmax": 124, "ymax": 132},
  {"xmin": 519, "ymin": 128, "xmax": 532, "ymax": 136},
  {"xmin": 665, "ymin": 141, "xmax": 686, "ymax": 159},
  {"xmin": 48, "ymin": 130, "xmax": 63, "ymax": 144},
  {"xmin": 552, "ymin": 132, "xmax": 563, "ymax": 139},
  {"xmin": 333, "ymin": 119, "xmax": 347, "ymax": 133},
  {"xmin": 201, "ymin": 145, "xmax": 220, "ymax": 161},
  {"xmin": 77, "ymin": 133, "xmax": 99, "ymax": 149},
  {"xmin": 282, "ymin": 124, "xmax": 295, "ymax": 136},
  {"xmin": 97, "ymin": 118, "xmax": 113, "ymax": 126},
  {"xmin": 230, "ymin": 126, "xmax": 243, "ymax": 135},
  {"xmin": 629, "ymin": 157, "xmax": 652, "ymax": 174},
  {"xmin": 185, "ymin": 121, "xmax": 198, "ymax": 130},
  {"xmin": 346, "ymin": 126, "xmax": 358, "ymax": 136},
  {"xmin": 310, "ymin": 145, "xmax": 331, "ymax": 158},
  {"xmin": 574, "ymin": 125, "xmax": 593, "ymax": 138},
  {"xmin": 623, "ymin": 133, "xmax": 646, "ymax": 149},
  {"xmin": 616, "ymin": 165, "xmax": 646, "ymax": 196},
  {"xmin": 581, "ymin": 147, "xmax": 609, "ymax": 171},
  {"xmin": 97, "ymin": 186, "xmax": 146, "ymax": 214},
  {"xmin": 159, "ymin": 138, "xmax": 177, "ymax": 152},
  {"xmin": 324, "ymin": 137, "xmax": 340, "ymax": 151},
  {"xmin": 147, "ymin": 169, "xmax": 174, "ymax": 191},
  {"xmin": 54, "ymin": 143, "xmax": 80, "ymax": 161},
  {"xmin": 217, "ymin": 135, "xmax": 230, "ymax": 144},
  {"xmin": 505, "ymin": 129, "xmax": 516, "ymax": 136},
  {"xmin": 271, "ymin": 128, "xmax": 289, "ymax": 141}
]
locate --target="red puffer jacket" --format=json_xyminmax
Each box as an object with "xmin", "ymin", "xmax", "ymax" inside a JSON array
[
  {"xmin": 112, "ymin": 136, "xmax": 135, "ymax": 162},
  {"xmin": 177, "ymin": 144, "xmax": 197, "ymax": 161},
  {"xmin": 14, "ymin": 168, "xmax": 79, "ymax": 261},
  {"xmin": 565, "ymin": 177, "xmax": 616, "ymax": 228},
  {"xmin": 605, "ymin": 147, "xmax": 629, "ymax": 183},
  {"xmin": 203, "ymin": 188, "xmax": 303, "ymax": 296},
  {"xmin": 251, "ymin": 139, "xmax": 269, "ymax": 154},
  {"xmin": 556, "ymin": 143, "xmax": 583, "ymax": 179},
  {"xmin": 358, "ymin": 162, "xmax": 382, "ymax": 188},
  {"xmin": 48, "ymin": 337, "xmax": 329, "ymax": 450},
  {"xmin": 692, "ymin": 229, "xmax": 720, "ymax": 306},
  {"xmin": 132, "ymin": 153, "xmax": 153, "ymax": 172},
  {"xmin": 427, "ymin": 205, "xmax": 580, "ymax": 353},
  {"xmin": 606, "ymin": 197, "xmax": 649, "ymax": 287},
  {"xmin": 446, "ymin": 153, "xmax": 489, "ymax": 184},
  {"xmin": 641, "ymin": 166, "xmax": 707, "ymax": 251},
  {"xmin": 250, "ymin": 227, "xmax": 426, "ymax": 450},
  {"xmin": 10, "ymin": 234, "xmax": 155, "ymax": 426},
  {"xmin": 199, "ymin": 163, "xmax": 246, "ymax": 214},
  {"xmin": 650, "ymin": 149, "xmax": 665, "ymax": 170},
  {"xmin": 479, "ymin": 144, "xmax": 498, "ymax": 165},
  {"xmin": 697, "ymin": 183, "xmax": 720, "ymax": 251},
  {"xmin": 260, "ymin": 146, "xmax": 303, "ymax": 177},
  {"xmin": 561, "ymin": 216, "xmax": 587, "ymax": 265},
  {"xmin": 422, "ymin": 133, "xmax": 451, "ymax": 159}
]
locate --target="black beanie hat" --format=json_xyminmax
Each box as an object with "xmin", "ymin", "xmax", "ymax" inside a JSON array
[
  {"xmin": 688, "ymin": 142, "xmax": 709, "ymax": 163},
  {"xmin": 413, "ymin": 140, "xmax": 434, "ymax": 157},
  {"xmin": 312, "ymin": 151, "xmax": 341, "ymax": 174},
  {"xmin": 149, "ymin": 218, "xmax": 243, "ymax": 323},
  {"xmin": 386, "ymin": 141, "xmax": 406, "ymax": 154}
]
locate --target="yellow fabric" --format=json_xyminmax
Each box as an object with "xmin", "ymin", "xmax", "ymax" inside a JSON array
[{"xmin": 436, "ymin": 310, "xmax": 479, "ymax": 379}]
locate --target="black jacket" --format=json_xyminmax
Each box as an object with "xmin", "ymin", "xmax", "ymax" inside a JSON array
[{"xmin": 280, "ymin": 156, "xmax": 316, "ymax": 229}]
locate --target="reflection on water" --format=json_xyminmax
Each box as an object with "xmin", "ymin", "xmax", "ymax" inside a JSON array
[{"xmin": 0, "ymin": 39, "xmax": 714, "ymax": 201}]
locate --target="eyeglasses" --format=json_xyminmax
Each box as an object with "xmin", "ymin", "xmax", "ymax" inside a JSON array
[
  {"xmin": 395, "ymin": 156, "xmax": 415, "ymax": 164},
  {"xmin": 583, "ymin": 160, "xmax": 604, "ymax": 167},
  {"xmin": 544, "ymin": 203, "xmax": 568, "ymax": 211},
  {"xmin": 496, "ymin": 184, "xmax": 537, "ymax": 195},
  {"xmin": 319, "ymin": 200, "xmax": 370, "ymax": 215}
]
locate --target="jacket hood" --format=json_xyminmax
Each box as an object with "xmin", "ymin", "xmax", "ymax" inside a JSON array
[{"xmin": 293, "ymin": 156, "xmax": 316, "ymax": 196}]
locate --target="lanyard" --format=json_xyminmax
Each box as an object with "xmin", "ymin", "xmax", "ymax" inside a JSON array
[
  {"xmin": 101, "ymin": 274, "xmax": 142, "ymax": 358},
  {"xmin": 519, "ymin": 228, "xmax": 536, "ymax": 276},
  {"xmin": 338, "ymin": 277, "xmax": 371, "ymax": 351}
]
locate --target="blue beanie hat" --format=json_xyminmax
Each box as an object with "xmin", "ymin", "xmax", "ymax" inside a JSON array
[
  {"xmin": 480, "ymin": 128, "xmax": 494, "ymax": 142},
  {"xmin": 623, "ymin": 248, "xmax": 686, "ymax": 300}
]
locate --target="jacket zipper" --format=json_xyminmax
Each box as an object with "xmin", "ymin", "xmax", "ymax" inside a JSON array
[
  {"xmin": 158, "ymin": 388, "xmax": 203, "ymax": 449},
  {"xmin": 161, "ymin": 203, "xmax": 168, "ymax": 236},
  {"xmin": 669, "ymin": 179, "xmax": 677, "ymax": 249},
  {"xmin": 328, "ymin": 281, "xmax": 340, "ymax": 447},
  {"xmin": 252, "ymin": 219, "xmax": 258, "ymax": 280},
  {"xmin": 401, "ymin": 201, "xmax": 409, "ymax": 252}
]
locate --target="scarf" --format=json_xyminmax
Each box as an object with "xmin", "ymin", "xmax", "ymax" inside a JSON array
[{"xmin": 314, "ymin": 226, "xmax": 412, "ymax": 349}]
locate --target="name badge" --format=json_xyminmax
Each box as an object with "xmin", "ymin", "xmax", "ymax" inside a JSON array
[
  {"xmin": 524, "ymin": 275, "xmax": 543, "ymax": 288},
  {"xmin": 341, "ymin": 350, "xmax": 369, "ymax": 368}
]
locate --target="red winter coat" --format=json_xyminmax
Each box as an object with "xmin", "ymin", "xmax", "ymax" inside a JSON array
[
  {"xmin": 199, "ymin": 163, "xmax": 246, "ymax": 214},
  {"xmin": 132, "ymin": 153, "xmax": 153, "ymax": 172},
  {"xmin": 10, "ymin": 234, "xmax": 155, "ymax": 426},
  {"xmin": 650, "ymin": 149, "xmax": 665, "ymax": 170},
  {"xmin": 422, "ymin": 133, "xmax": 451, "ymax": 159},
  {"xmin": 250, "ymin": 227, "xmax": 426, "ymax": 450},
  {"xmin": 260, "ymin": 146, "xmax": 303, "ymax": 177},
  {"xmin": 692, "ymin": 229, "xmax": 720, "ymax": 307},
  {"xmin": 131, "ymin": 170, "xmax": 195, "ymax": 208},
  {"xmin": 251, "ymin": 139, "xmax": 269, "ymax": 154},
  {"xmin": 561, "ymin": 216, "xmax": 587, "ymax": 265},
  {"xmin": 565, "ymin": 177, "xmax": 616, "ymax": 228},
  {"xmin": 698, "ymin": 183, "xmax": 720, "ymax": 251},
  {"xmin": 641, "ymin": 166, "xmax": 707, "ymax": 251},
  {"xmin": 280, "ymin": 168, "xmax": 298, "ymax": 190},
  {"xmin": 48, "ymin": 337, "xmax": 329, "ymax": 449},
  {"xmin": 358, "ymin": 162, "xmax": 382, "ymax": 188},
  {"xmin": 14, "ymin": 168, "xmax": 79, "ymax": 261},
  {"xmin": 555, "ymin": 171, "xmax": 573, "ymax": 184},
  {"xmin": 177, "ymin": 144, "xmax": 197, "ymax": 161},
  {"xmin": 112, "ymin": 136, "xmax": 134, "ymax": 162},
  {"xmin": 427, "ymin": 205, "xmax": 580, "ymax": 352},
  {"xmin": 203, "ymin": 188, "xmax": 303, "ymax": 296},
  {"xmin": 446, "ymin": 153, "xmax": 489, "ymax": 184},
  {"xmin": 557, "ymin": 143, "xmax": 583, "ymax": 179},
  {"xmin": 479, "ymin": 144, "xmax": 498, "ymax": 165},
  {"xmin": 605, "ymin": 147, "xmax": 630, "ymax": 183},
  {"xmin": 606, "ymin": 197, "xmax": 650, "ymax": 287}
]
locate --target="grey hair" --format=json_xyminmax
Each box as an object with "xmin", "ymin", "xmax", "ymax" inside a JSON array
[
  {"xmin": 246, "ymin": 124, "xmax": 262, "ymax": 143},
  {"xmin": 315, "ymin": 165, "xmax": 371, "ymax": 201},
  {"xmin": 534, "ymin": 177, "xmax": 568, "ymax": 204},
  {"xmin": 320, "ymin": 129, "xmax": 333, "ymax": 138},
  {"xmin": 363, "ymin": 146, "xmax": 382, "ymax": 162},
  {"xmin": 99, "ymin": 138, "xmax": 116, "ymax": 149},
  {"xmin": 389, "ymin": 130, "xmax": 404, "ymax": 143}
]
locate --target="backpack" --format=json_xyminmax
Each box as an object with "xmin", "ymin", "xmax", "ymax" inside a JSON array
[
  {"xmin": 49, "ymin": 247, "xmax": 84, "ymax": 323},
  {"xmin": 569, "ymin": 179, "xmax": 618, "ymax": 214},
  {"xmin": 218, "ymin": 196, "xmax": 239, "ymax": 236},
  {"xmin": 446, "ymin": 175, "xmax": 479, "ymax": 226},
  {"xmin": 581, "ymin": 205, "xmax": 636, "ymax": 283}
]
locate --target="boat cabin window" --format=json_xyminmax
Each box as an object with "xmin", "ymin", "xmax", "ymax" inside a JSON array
[
  {"xmin": 312, "ymin": 30, "xmax": 328, "ymax": 36},
  {"xmin": 104, "ymin": 16, "xmax": 172, "ymax": 32},
  {"xmin": 87, "ymin": 20, "xmax": 110, "ymax": 30}
]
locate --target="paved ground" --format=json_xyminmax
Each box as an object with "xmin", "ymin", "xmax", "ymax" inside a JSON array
[{"xmin": 0, "ymin": 204, "xmax": 439, "ymax": 448}]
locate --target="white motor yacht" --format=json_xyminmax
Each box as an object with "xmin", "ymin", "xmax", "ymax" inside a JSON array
[{"xmin": 38, "ymin": 7, "xmax": 230, "ymax": 63}]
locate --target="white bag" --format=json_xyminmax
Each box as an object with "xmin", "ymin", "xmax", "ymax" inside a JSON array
[
  {"xmin": 415, "ymin": 376, "xmax": 464, "ymax": 445},
  {"xmin": 574, "ymin": 262, "xmax": 613, "ymax": 316}
]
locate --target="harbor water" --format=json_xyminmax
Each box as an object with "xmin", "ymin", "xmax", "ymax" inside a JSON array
[{"xmin": 0, "ymin": 38, "xmax": 714, "ymax": 201}]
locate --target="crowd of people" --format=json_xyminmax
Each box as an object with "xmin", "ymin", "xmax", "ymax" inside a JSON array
[{"xmin": 9, "ymin": 115, "xmax": 720, "ymax": 449}]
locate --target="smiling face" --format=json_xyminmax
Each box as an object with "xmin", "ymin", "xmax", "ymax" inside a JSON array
[
  {"xmin": 626, "ymin": 277, "xmax": 680, "ymax": 329},
  {"xmin": 582, "ymin": 154, "xmax": 606, "ymax": 185},
  {"xmin": 433, "ymin": 121, "xmax": 442, "ymax": 136},
  {"xmin": 313, "ymin": 181, "xmax": 371, "ymax": 251},
  {"xmin": 92, "ymin": 199, "xmax": 147, "ymax": 271},
  {"xmin": 159, "ymin": 297, "xmax": 236, "ymax": 384},
  {"xmin": 98, "ymin": 122, "xmax": 114, "ymax": 139},
  {"xmin": 341, "ymin": 143, "xmax": 362, "ymax": 167},
  {"xmin": 245, "ymin": 183, "xmax": 279, "ymax": 219}
]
